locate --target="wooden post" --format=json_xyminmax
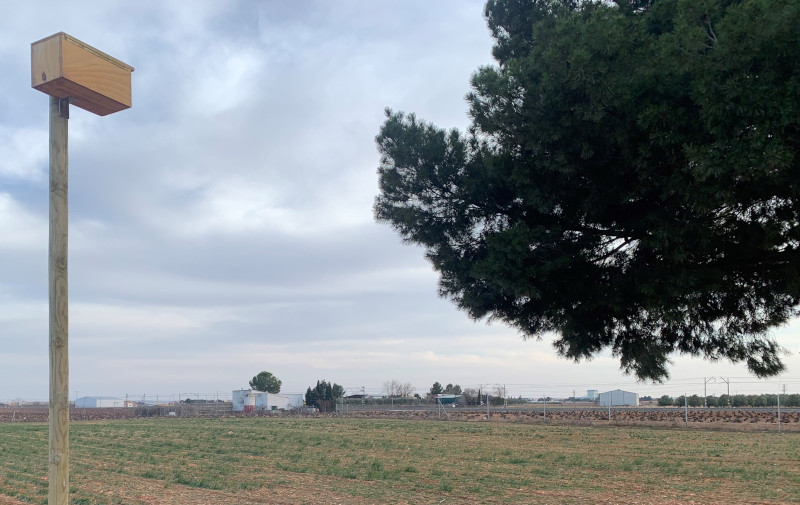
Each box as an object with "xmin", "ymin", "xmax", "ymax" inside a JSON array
[
  {"xmin": 49, "ymin": 95, "xmax": 69, "ymax": 505},
  {"xmin": 32, "ymin": 33, "xmax": 133, "ymax": 505}
]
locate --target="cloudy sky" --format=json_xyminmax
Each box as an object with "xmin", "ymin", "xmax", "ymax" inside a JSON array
[{"xmin": 1, "ymin": 1, "xmax": 798, "ymax": 403}]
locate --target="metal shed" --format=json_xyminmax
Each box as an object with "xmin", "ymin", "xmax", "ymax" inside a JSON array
[
  {"xmin": 75, "ymin": 396, "xmax": 124, "ymax": 408},
  {"xmin": 598, "ymin": 389, "xmax": 639, "ymax": 407}
]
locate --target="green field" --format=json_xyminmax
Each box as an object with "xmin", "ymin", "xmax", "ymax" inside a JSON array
[{"xmin": 0, "ymin": 418, "xmax": 798, "ymax": 504}]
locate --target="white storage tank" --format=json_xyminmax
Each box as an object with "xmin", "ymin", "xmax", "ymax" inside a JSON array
[
  {"xmin": 244, "ymin": 394, "xmax": 256, "ymax": 413},
  {"xmin": 232, "ymin": 389, "xmax": 251, "ymax": 411}
]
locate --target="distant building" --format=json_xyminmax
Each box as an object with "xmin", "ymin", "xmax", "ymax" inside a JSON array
[
  {"xmin": 598, "ymin": 390, "xmax": 639, "ymax": 407},
  {"xmin": 75, "ymin": 396, "xmax": 124, "ymax": 408},
  {"xmin": 232, "ymin": 389, "xmax": 304, "ymax": 412},
  {"xmin": 433, "ymin": 394, "xmax": 461, "ymax": 405},
  {"xmin": 587, "ymin": 390, "xmax": 599, "ymax": 401}
]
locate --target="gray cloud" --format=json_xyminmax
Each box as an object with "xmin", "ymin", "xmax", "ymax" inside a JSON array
[{"xmin": 2, "ymin": 1, "xmax": 797, "ymax": 401}]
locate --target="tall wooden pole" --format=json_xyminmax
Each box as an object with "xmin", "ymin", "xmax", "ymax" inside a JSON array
[
  {"xmin": 49, "ymin": 95, "xmax": 69, "ymax": 505},
  {"xmin": 33, "ymin": 31, "xmax": 132, "ymax": 505}
]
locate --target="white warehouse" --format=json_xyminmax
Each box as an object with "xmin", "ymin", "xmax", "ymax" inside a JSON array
[
  {"xmin": 75, "ymin": 396, "xmax": 124, "ymax": 408},
  {"xmin": 598, "ymin": 389, "xmax": 639, "ymax": 407},
  {"xmin": 232, "ymin": 389, "xmax": 304, "ymax": 412}
]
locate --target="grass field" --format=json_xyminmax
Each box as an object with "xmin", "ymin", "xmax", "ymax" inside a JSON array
[{"xmin": 0, "ymin": 418, "xmax": 798, "ymax": 504}]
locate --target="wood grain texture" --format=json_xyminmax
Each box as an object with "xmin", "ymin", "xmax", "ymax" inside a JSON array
[
  {"xmin": 32, "ymin": 33, "xmax": 132, "ymax": 116},
  {"xmin": 48, "ymin": 96, "xmax": 69, "ymax": 505},
  {"xmin": 30, "ymin": 34, "xmax": 62, "ymax": 87},
  {"xmin": 62, "ymin": 37, "xmax": 131, "ymax": 106},
  {"xmin": 36, "ymin": 79, "xmax": 128, "ymax": 117}
]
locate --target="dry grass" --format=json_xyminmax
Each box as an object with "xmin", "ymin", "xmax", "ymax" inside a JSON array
[{"xmin": 0, "ymin": 418, "xmax": 798, "ymax": 504}]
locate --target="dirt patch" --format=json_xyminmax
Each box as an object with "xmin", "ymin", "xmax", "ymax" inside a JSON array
[
  {"xmin": 0, "ymin": 497, "xmax": 27, "ymax": 505},
  {"xmin": 76, "ymin": 474, "xmax": 382, "ymax": 505},
  {"xmin": 338, "ymin": 407, "xmax": 799, "ymax": 432},
  {"xmin": 2, "ymin": 405, "xmax": 796, "ymax": 432}
]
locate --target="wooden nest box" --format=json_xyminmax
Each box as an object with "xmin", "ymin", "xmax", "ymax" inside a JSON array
[{"xmin": 31, "ymin": 32, "xmax": 133, "ymax": 116}]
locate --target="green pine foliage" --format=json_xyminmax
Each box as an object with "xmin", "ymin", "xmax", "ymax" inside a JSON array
[
  {"xmin": 249, "ymin": 371, "xmax": 282, "ymax": 394},
  {"xmin": 375, "ymin": 0, "xmax": 800, "ymax": 381},
  {"xmin": 305, "ymin": 380, "xmax": 344, "ymax": 412}
]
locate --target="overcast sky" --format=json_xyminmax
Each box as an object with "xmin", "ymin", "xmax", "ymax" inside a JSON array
[{"xmin": 1, "ymin": 1, "xmax": 798, "ymax": 403}]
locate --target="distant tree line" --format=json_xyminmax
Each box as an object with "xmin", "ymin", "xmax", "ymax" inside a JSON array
[
  {"xmin": 658, "ymin": 394, "xmax": 799, "ymax": 407},
  {"xmin": 383, "ymin": 379, "xmax": 415, "ymax": 398},
  {"xmin": 305, "ymin": 380, "xmax": 344, "ymax": 413},
  {"xmin": 248, "ymin": 371, "xmax": 797, "ymax": 411}
]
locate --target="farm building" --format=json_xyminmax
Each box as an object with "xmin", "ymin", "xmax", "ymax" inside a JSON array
[
  {"xmin": 75, "ymin": 396, "xmax": 124, "ymax": 408},
  {"xmin": 587, "ymin": 389, "xmax": 599, "ymax": 400},
  {"xmin": 598, "ymin": 389, "xmax": 639, "ymax": 407},
  {"xmin": 232, "ymin": 389, "xmax": 304, "ymax": 412},
  {"xmin": 433, "ymin": 394, "xmax": 461, "ymax": 405}
]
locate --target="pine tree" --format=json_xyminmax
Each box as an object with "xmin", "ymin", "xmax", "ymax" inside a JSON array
[{"xmin": 375, "ymin": 0, "xmax": 800, "ymax": 381}]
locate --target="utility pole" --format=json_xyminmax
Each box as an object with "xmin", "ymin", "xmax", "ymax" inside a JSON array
[
  {"xmin": 684, "ymin": 393, "xmax": 688, "ymax": 424},
  {"xmin": 719, "ymin": 377, "xmax": 731, "ymax": 406},
  {"xmin": 32, "ymin": 32, "xmax": 133, "ymax": 505},
  {"xmin": 704, "ymin": 377, "xmax": 715, "ymax": 408}
]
